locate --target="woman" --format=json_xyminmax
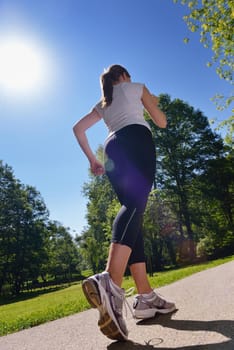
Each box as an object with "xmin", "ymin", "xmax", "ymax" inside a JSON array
[{"xmin": 73, "ymin": 64, "xmax": 176, "ymax": 341}]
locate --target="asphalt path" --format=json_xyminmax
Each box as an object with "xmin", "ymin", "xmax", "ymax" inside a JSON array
[{"xmin": 0, "ymin": 260, "xmax": 233, "ymax": 350}]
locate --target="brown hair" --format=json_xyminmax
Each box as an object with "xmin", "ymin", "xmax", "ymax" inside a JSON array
[{"xmin": 100, "ymin": 64, "xmax": 131, "ymax": 107}]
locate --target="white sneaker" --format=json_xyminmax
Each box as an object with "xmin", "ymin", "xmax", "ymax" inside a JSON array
[
  {"xmin": 82, "ymin": 271, "xmax": 128, "ymax": 341},
  {"xmin": 133, "ymin": 290, "xmax": 176, "ymax": 319}
]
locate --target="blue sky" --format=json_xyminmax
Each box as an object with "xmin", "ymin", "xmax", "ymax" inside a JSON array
[{"xmin": 0, "ymin": 0, "xmax": 231, "ymax": 235}]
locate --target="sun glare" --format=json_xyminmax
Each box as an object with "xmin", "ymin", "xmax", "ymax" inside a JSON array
[{"xmin": 0, "ymin": 35, "xmax": 50, "ymax": 97}]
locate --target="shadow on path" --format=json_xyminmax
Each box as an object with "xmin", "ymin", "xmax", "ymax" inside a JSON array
[{"xmin": 107, "ymin": 314, "xmax": 234, "ymax": 350}]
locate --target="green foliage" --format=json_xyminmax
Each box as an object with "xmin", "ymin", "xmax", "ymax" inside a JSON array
[
  {"xmin": 192, "ymin": 152, "xmax": 234, "ymax": 258},
  {"xmin": 0, "ymin": 161, "xmax": 82, "ymax": 296},
  {"xmin": 174, "ymin": 0, "xmax": 234, "ymax": 80},
  {"xmin": 145, "ymin": 94, "xmax": 232, "ymax": 261},
  {"xmin": 0, "ymin": 161, "xmax": 49, "ymax": 295},
  {"xmin": 173, "ymin": 0, "xmax": 234, "ymax": 109},
  {"xmin": 143, "ymin": 191, "xmax": 179, "ymax": 272},
  {"xmin": 45, "ymin": 221, "xmax": 81, "ymax": 281},
  {"xmin": 215, "ymin": 115, "xmax": 234, "ymax": 147}
]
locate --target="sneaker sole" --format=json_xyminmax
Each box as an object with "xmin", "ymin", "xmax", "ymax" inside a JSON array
[
  {"xmin": 134, "ymin": 305, "xmax": 176, "ymax": 319},
  {"xmin": 82, "ymin": 278, "xmax": 127, "ymax": 341},
  {"xmin": 82, "ymin": 278, "xmax": 101, "ymax": 308}
]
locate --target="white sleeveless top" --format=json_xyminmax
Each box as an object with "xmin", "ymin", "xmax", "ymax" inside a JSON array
[{"xmin": 94, "ymin": 82, "xmax": 150, "ymax": 137}]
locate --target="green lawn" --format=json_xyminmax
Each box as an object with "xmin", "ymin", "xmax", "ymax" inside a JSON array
[{"xmin": 0, "ymin": 255, "xmax": 233, "ymax": 337}]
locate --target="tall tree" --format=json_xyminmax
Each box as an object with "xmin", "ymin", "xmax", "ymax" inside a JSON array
[
  {"xmin": 146, "ymin": 94, "xmax": 225, "ymax": 260},
  {"xmin": 0, "ymin": 161, "xmax": 49, "ymax": 294},
  {"xmin": 193, "ymin": 151, "xmax": 234, "ymax": 258},
  {"xmin": 46, "ymin": 221, "xmax": 81, "ymax": 281},
  {"xmin": 143, "ymin": 191, "xmax": 179, "ymax": 273},
  {"xmin": 0, "ymin": 162, "xmax": 16, "ymax": 294}
]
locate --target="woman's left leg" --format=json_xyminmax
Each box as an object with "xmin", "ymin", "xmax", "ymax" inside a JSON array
[{"xmin": 105, "ymin": 243, "xmax": 132, "ymax": 287}]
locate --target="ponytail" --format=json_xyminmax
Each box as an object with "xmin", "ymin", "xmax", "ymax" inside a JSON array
[
  {"xmin": 101, "ymin": 72, "xmax": 114, "ymax": 107},
  {"xmin": 100, "ymin": 65, "xmax": 130, "ymax": 108}
]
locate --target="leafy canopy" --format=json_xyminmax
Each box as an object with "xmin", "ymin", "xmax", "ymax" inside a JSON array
[{"xmin": 174, "ymin": 0, "xmax": 234, "ymax": 109}]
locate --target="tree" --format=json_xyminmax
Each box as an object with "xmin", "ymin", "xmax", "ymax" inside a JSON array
[
  {"xmin": 46, "ymin": 221, "xmax": 81, "ymax": 281},
  {"xmin": 173, "ymin": 0, "xmax": 234, "ymax": 109},
  {"xmin": 146, "ymin": 94, "xmax": 225, "ymax": 261},
  {"xmin": 143, "ymin": 191, "xmax": 179, "ymax": 273},
  {"xmin": 0, "ymin": 161, "xmax": 84, "ymax": 295},
  {"xmin": 193, "ymin": 151, "xmax": 234, "ymax": 258},
  {"xmin": 11, "ymin": 186, "xmax": 49, "ymax": 294},
  {"xmin": 0, "ymin": 162, "xmax": 16, "ymax": 294},
  {"xmin": 0, "ymin": 161, "xmax": 49, "ymax": 295}
]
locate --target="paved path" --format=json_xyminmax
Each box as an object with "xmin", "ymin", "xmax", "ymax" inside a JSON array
[{"xmin": 0, "ymin": 261, "xmax": 233, "ymax": 350}]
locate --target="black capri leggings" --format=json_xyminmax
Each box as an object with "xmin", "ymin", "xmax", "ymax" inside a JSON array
[{"xmin": 104, "ymin": 124, "xmax": 156, "ymax": 265}]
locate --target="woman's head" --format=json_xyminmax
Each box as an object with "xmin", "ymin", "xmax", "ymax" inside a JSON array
[{"xmin": 100, "ymin": 64, "xmax": 131, "ymax": 107}]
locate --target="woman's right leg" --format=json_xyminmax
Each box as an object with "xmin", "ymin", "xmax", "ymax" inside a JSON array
[
  {"xmin": 128, "ymin": 232, "xmax": 152, "ymax": 294},
  {"xmin": 129, "ymin": 235, "xmax": 176, "ymax": 320}
]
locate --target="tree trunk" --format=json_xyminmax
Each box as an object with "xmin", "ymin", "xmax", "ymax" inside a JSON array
[{"xmin": 178, "ymin": 192, "xmax": 196, "ymax": 262}]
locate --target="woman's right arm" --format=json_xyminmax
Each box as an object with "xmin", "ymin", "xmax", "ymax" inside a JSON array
[
  {"xmin": 141, "ymin": 86, "xmax": 167, "ymax": 128},
  {"xmin": 73, "ymin": 109, "xmax": 105, "ymax": 176}
]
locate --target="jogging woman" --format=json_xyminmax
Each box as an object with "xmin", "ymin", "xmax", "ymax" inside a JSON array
[{"xmin": 73, "ymin": 64, "xmax": 176, "ymax": 341}]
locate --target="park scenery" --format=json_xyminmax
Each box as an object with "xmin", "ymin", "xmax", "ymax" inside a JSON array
[{"xmin": 0, "ymin": 0, "xmax": 233, "ymax": 341}]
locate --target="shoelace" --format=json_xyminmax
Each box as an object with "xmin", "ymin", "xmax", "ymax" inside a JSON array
[
  {"xmin": 122, "ymin": 287, "xmax": 135, "ymax": 318},
  {"xmin": 125, "ymin": 287, "xmax": 135, "ymax": 297},
  {"xmin": 95, "ymin": 276, "xmax": 136, "ymax": 319}
]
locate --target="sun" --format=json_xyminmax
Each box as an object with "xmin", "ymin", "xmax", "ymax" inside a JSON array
[{"xmin": 0, "ymin": 35, "xmax": 49, "ymax": 96}]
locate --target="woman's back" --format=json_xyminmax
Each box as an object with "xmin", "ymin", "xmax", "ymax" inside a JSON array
[{"xmin": 95, "ymin": 82, "xmax": 150, "ymax": 136}]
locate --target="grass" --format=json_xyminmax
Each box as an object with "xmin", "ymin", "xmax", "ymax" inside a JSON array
[
  {"xmin": 0, "ymin": 255, "xmax": 233, "ymax": 337},
  {"xmin": 0, "ymin": 284, "xmax": 90, "ymax": 337}
]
